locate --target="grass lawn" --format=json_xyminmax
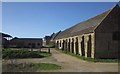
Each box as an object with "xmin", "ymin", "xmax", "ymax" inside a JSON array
[
  {"xmin": 56, "ymin": 48, "xmax": 118, "ymax": 63},
  {"xmin": 2, "ymin": 48, "xmax": 51, "ymax": 59},
  {"xmin": 34, "ymin": 63, "xmax": 61, "ymax": 70},
  {"xmin": 2, "ymin": 62, "xmax": 61, "ymax": 72}
]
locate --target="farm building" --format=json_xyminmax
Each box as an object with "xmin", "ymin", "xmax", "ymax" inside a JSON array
[
  {"xmin": 10, "ymin": 37, "xmax": 43, "ymax": 48},
  {"xmin": 52, "ymin": 4, "xmax": 120, "ymax": 59},
  {"xmin": 0, "ymin": 33, "xmax": 12, "ymax": 48}
]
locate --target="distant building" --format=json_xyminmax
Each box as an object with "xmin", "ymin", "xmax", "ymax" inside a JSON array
[
  {"xmin": 10, "ymin": 37, "xmax": 43, "ymax": 48},
  {"xmin": 52, "ymin": 5, "xmax": 120, "ymax": 59},
  {"xmin": 0, "ymin": 33, "xmax": 12, "ymax": 48},
  {"xmin": 43, "ymin": 36, "xmax": 51, "ymax": 46}
]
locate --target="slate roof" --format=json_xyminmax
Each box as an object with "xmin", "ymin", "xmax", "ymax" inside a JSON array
[{"xmin": 53, "ymin": 5, "xmax": 119, "ymax": 40}]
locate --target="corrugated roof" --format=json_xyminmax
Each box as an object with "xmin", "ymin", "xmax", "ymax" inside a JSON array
[{"xmin": 53, "ymin": 6, "xmax": 114, "ymax": 40}]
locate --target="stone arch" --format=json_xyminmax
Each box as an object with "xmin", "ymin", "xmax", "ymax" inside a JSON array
[
  {"xmin": 56, "ymin": 41, "xmax": 59, "ymax": 48},
  {"xmin": 81, "ymin": 36, "xmax": 85, "ymax": 56},
  {"xmin": 60, "ymin": 40, "xmax": 61, "ymax": 47},
  {"xmin": 87, "ymin": 35, "xmax": 92, "ymax": 57},
  {"xmin": 62, "ymin": 40, "xmax": 65, "ymax": 51},
  {"xmin": 75, "ymin": 37, "xmax": 79, "ymax": 54},
  {"xmin": 68, "ymin": 39, "xmax": 71, "ymax": 52},
  {"xmin": 71, "ymin": 38, "xmax": 74, "ymax": 53},
  {"xmin": 66, "ymin": 39, "xmax": 68, "ymax": 51}
]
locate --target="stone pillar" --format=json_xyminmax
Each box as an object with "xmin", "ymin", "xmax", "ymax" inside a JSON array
[
  {"xmin": 84, "ymin": 35, "xmax": 89, "ymax": 58},
  {"xmin": 65, "ymin": 39, "xmax": 67, "ymax": 51},
  {"xmin": 68, "ymin": 38, "xmax": 71, "ymax": 52},
  {"xmin": 64, "ymin": 39, "xmax": 66, "ymax": 51},
  {"xmin": 74, "ymin": 37, "xmax": 76, "ymax": 54},
  {"xmin": 78, "ymin": 35, "xmax": 82, "ymax": 56},
  {"xmin": 55, "ymin": 40, "xmax": 57, "ymax": 48},
  {"xmin": 91, "ymin": 33, "xmax": 95, "ymax": 58},
  {"xmin": 70, "ymin": 38, "xmax": 72, "ymax": 53},
  {"xmin": 61, "ymin": 40, "xmax": 63, "ymax": 50},
  {"xmin": 58, "ymin": 40, "xmax": 60, "ymax": 48},
  {"xmin": 59, "ymin": 40, "xmax": 61, "ymax": 49},
  {"xmin": 66, "ymin": 39, "xmax": 68, "ymax": 51}
]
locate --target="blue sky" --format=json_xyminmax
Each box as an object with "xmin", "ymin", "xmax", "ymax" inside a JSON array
[{"xmin": 2, "ymin": 2, "xmax": 116, "ymax": 38}]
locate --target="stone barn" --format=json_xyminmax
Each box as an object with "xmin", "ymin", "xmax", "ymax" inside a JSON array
[
  {"xmin": 52, "ymin": 5, "xmax": 119, "ymax": 59},
  {"xmin": 10, "ymin": 37, "xmax": 43, "ymax": 48}
]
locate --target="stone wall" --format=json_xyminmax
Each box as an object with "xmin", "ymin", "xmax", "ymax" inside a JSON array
[
  {"xmin": 55, "ymin": 33, "xmax": 95, "ymax": 58},
  {"xmin": 94, "ymin": 5, "xmax": 119, "ymax": 58}
]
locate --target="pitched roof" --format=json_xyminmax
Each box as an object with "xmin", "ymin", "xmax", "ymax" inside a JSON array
[
  {"xmin": 11, "ymin": 37, "xmax": 42, "ymax": 41},
  {"xmin": 51, "ymin": 31, "xmax": 61, "ymax": 41},
  {"xmin": 53, "ymin": 5, "xmax": 119, "ymax": 40},
  {"xmin": 0, "ymin": 33, "xmax": 12, "ymax": 37}
]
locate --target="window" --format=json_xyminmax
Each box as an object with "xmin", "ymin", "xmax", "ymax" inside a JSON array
[
  {"xmin": 112, "ymin": 31, "xmax": 119, "ymax": 41},
  {"xmin": 28, "ymin": 43, "xmax": 31, "ymax": 45},
  {"xmin": 38, "ymin": 43, "xmax": 40, "ymax": 46}
]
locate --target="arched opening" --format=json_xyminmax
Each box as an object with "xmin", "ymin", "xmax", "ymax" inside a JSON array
[
  {"xmin": 87, "ymin": 35, "xmax": 92, "ymax": 57},
  {"xmin": 81, "ymin": 36, "xmax": 85, "ymax": 56},
  {"xmin": 60, "ymin": 40, "xmax": 61, "ymax": 48},
  {"xmin": 66, "ymin": 39, "xmax": 68, "ymax": 51},
  {"xmin": 68, "ymin": 39, "xmax": 70, "ymax": 52},
  {"xmin": 71, "ymin": 38, "xmax": 74, "ymax": 53},
  {"xmin": 75, "ymin": 37, "xmax": 79, "ymax": 54},
  {"xmin": 56, "ymin": 41, "xmax": 59, "ymax": 48},
  {"xmin": 62, "ymin": 40, "xmax": 65, "ymax": 51}
]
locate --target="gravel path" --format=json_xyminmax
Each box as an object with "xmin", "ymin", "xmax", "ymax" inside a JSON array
[{"xmin": 3, "ymin": 48, "xmax": 118, "ymax": 72}]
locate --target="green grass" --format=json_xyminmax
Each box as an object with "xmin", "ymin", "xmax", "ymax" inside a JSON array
[
  {"xmin": 2, "ymin": 48, "xmax": 51, "ymax": 59},
  {"xmin": 2, "ymin": 62, "xmax": 61, "ymax": 72},
  {"xmin": 56, "ymin": 48, "xmax": 118, "ymax": 63},
  {"xmin": 34, "ymin": 63, "xmax": 61, "ymax": 70}
]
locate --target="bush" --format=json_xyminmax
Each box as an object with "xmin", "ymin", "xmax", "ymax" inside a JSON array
[{"xmin": 2, "ymin": 48, "xmax": 51, "ymax": 59}]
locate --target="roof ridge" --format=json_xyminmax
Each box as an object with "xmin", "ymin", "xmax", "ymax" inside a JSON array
[
  {"xmin": 94, "ymin": 4, "xmax": 119, "ymax": 31},
  {"xmin": 53, "ymin": 5, "xmax": 118, "ymax": 40},
  {"xmin": 60, "ymin": 7, "xmax": 112, "ymax": 35}
]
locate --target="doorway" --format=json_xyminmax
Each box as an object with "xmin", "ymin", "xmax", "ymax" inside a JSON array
[
  {"xmin": 87, "ymin": 35, "xmax": 92, "ymax": 57},
  {"xmin": 81, "ymin": 36, "xmax": 85, "ymax": 56}
]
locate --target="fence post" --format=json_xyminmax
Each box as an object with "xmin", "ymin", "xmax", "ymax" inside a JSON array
[{"xmin": 48, "ymin": 48, "xmax": 50, "ymax": 54}]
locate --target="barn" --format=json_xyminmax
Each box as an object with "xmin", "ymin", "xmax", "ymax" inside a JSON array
[{"xmin": 52, "ymin": 4, "xmax": 119, "ymax": 59}]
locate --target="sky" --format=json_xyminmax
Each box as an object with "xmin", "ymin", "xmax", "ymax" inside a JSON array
[{"xmin": 2, "ymin": 2, "xmax": 117, "ymax": 38}]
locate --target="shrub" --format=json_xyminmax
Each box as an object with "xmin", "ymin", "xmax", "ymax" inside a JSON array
[{"xmin": 2, "ymin": 48, "xmax": 51, "ymax": 59}]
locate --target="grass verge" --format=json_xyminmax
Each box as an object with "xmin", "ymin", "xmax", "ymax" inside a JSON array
[
  {"xmin": 56, "ymin": 48, "xmax": 118, "ymax": 63},
  {"xmin": 34, "ymin": 63, "xmax": 61, "ymax": 70}
]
